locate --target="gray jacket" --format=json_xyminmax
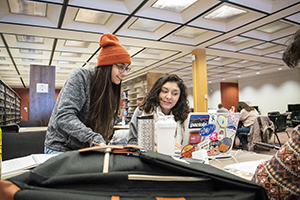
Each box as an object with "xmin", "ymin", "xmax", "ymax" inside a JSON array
[{"xmin": 45, "ymin": 67, "xmax": 107, "ymax": 152}]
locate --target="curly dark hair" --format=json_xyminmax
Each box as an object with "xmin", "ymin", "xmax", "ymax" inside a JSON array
[
  {"xmin": 236, "ymin": 101, "xmax": 255, "ymax": 113},
  {"xmin": 139, "ymin": 74, "xmax": 190, "ymax": 123},
  {"xmin": 282, "ymin": 28, "xmax": 300, "ymax": 68}
]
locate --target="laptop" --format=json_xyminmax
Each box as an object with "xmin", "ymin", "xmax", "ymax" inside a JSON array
[{"xmin": 181, "ymin": 112, "xmax": 239, "ymax": 158}]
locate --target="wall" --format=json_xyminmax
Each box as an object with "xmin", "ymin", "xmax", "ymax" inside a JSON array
[
  {"xmin": 239, "ymin": 68, "xmax": 300, "ymax": 115},
  {"xmin": 13, "ymin": 88, "xmax": 61, "ymax": 121},
  {"xmin": 207, "ymin": 82, "xmax": 221, "ymax": 110},
  {"xmin": 220, "ymin": 82, "xmax": 238, "ymax": 110}
]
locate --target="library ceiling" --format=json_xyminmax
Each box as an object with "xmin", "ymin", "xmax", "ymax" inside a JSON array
[{"xmin": 0, "ymin": 0, "xmax": 299, "ymax": 88}]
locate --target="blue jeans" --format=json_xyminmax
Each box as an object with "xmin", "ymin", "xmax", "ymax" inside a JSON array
[
  {"xmin": 44, "ymin": 146, "xmax": 64, "ymax": 154},
  {"xmin": 236, "ymin": 126, "xmax": 251, "ymax": 145}
]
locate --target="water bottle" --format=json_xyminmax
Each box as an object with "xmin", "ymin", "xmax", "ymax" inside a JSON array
[
  {"xmin": 155, "ymin": 115, "xmax": 177, "ymax": 156},
  {"xmin": 137, "ymin": 115, "xmax": 155, "ymax": 151}
]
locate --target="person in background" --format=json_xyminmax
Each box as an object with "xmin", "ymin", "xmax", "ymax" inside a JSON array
[
  {"xmin": 217, "ymin": 103, "xmax": 229, "ymax": 113},
  {"xmin": 127, "ymin": 74, "xmax": 190, "ymax": 149},
  {"xmin": 229, "ymin": 106, "xmax": 235, "ymax": 113},
  {"xmin": 252, "ymin": 28, "xmax": 300, "ymax": 200},
  {"xmin": 44, "ymin": 33, "xmax": 131, "ymax": 154},
  {"xmin": 235, "ymin": 101, "xmax": 259, "ymax": 149}
]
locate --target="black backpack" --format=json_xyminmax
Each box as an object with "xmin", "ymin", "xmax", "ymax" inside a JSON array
[{"xmin": 1, "ymin": 145, "xmax": 268, "ymax": 200}]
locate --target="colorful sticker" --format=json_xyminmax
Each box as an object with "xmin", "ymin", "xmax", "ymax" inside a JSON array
[
  {"xmin": 209, "ymin": 140, "xmax": 220, "ymax": 149},
  {"xmin": 188, "ymin": 130, "xmax": 205, "ymax": 145},
  {"xmin": 228, "ymin": 115, "xmax": 239, "ymax": 127},
  {"xmin": 217, "ymin": 129, "xmax": 225, "ymax": 140},
  {"xmin": 209, "ymin": 115, "xmax": 217, "ymax": 123},
  {"xmin": 217, "ymin": 115, "xmax": 227, "ymax": 127},
  {"xmin": 188, "ymin": 115, "xmax": 209, "ymax": 129},
  {"xmin": 197, "ymin": 139, "xmax": 210, "ymax": 150},
  {"xmin": 181, "ymin": 144, "xmax": 196, "ymax": 158},
  {"xmin": 218, "ymin": 137, "xmax": 232, "ymax": 153},
  {"xmin": 207, "ymin": 149, "xmax": 219, "ymax": 156},
  {"xmin": 199, "ymin": 124, "xmax": 216, "ymax": 137},
  {"xmin": 209, "ymin": 131, "xmax": 218, "ymax": 141}
]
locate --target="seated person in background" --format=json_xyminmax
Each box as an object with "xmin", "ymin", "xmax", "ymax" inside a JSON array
[
  {"xmin": 217, "ymin": 103, "xmax": 229, "ymax": 113},
  {"xmin": 229, "ymin": 106, "xmax": 235, "ymax": 113},
  {"xmin": 44, "ymin": 33, "xmax": 131, "ymax": 154},
  {"xmin": 235, "ymin": 101, "xmax": 259, "ymax": 148},
  {"xmin": 127, "ymin": 74, "xmax": 190, "ymax": 150},
  {"xmin": 251, "ymin": 28, "xmax": 300, "ymax": 200}
]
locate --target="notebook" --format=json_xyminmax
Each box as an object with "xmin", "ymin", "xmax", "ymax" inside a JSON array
[{"xmin": 181, "ymin": 112, "xmax": 239, "ymax": 158}]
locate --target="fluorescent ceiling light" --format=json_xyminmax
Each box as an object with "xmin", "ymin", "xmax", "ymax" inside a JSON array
[
  {"xmin": 57, "ymin": 60, "xmax": 76, "ymax": 64},
  {"xmin": 253, "ymin": 43, "xmax": 276, "ymax": 50},
  {"xmin": 152, "ymin": 0, "xmax": 198, "ymax": 13},
  {"xmin": 65, "ymin": 40, "xmax": 90, "ymax": 48},
  {"xmin": 174, "ymin": 27, "xmax": 207, "ymax": 38},
  {"xmin": 239, "ymin": 60, "xmax": 248, "ymax": 63},
  {"xmin": 129, "ymin": 18, "xmax": 165, "ymax": 32},
  {"xmin": 278, "ymin": 68, "xmax": 282, "ymax": 70},
  {"xmin": 223, "ymin": 36, "xmax": 250, "ymax": 46},
  {"xmin": 204, "ymin": 5, "xmax": 247, "ymax": 23},
  {"xmin": 60, "ymin": 52, "xmax": 82, "ymax": 57},
  {"xmin": 20, "ymin": 49, "xmax": 43, "ymax": 54},
  {"xmin": 257, "ymin": 21, "xmax": 293, "ymax": 34},
  {"xmin": 278, "ymin": 50, "xmax": 284, "ymax": 54},
  {"xmin": 256, "ymin": 72, "xmax": 260, "ymax": 74},
  {"xmin": 16, "ymin": 35, "xmax": 44, "ymax": 43},
  {"xmin": 8, "ymin": 0, "xmax": 47, "ymax": 17},
  {"xmin": 22, "ymin": 58, "xmax": 42, "ymax": 62},
  {"xmin": 75, "ymin": 9, "xmax": 111, "ymax": 25}
]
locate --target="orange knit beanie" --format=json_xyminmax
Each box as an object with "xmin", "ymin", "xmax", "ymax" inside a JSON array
[{"xmin": 97, "ymin": 33, "xmax": 131, "ymax": 66}]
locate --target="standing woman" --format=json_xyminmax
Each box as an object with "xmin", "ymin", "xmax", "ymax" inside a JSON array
[
  {"xmin": 235, "ymin": 101, "xmax": 259, "ymax": 148},
  {"xmin": 127, "ymin": 74, "xmax": 190, "ymax": 149},
  {"xmin": 44, "ymin": 33, "xmax": 131, "ymax": 154}
]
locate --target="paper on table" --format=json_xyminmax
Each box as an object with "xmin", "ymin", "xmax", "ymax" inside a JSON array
[
  {"xmin": 2, "ymin": 154, "xmax": 57, "ymax": 175},
  {"xmin": 224, "ymin": 159, "xmax": 266, "ymax": 174}
]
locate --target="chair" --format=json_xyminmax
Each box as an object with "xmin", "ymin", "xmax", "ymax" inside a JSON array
[
  {"xmin": 268, "ymin": 114, "xmax": 290, "ymax": 146},
  {"xmin": 2, "ymin": 130, "xmax": 46, "ymax": 161},
  {"xmin": 1, "ymin": 123, "xmax": 20, "ymax": 133},
  {"xmin": 19, "ymin": 120, "xmax": 42, "ymax": 127},
  {"xmin": 291, "ymin": 111, "xmax": 300, "ymax": 128}
]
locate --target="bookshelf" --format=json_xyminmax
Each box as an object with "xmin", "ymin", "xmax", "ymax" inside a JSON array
[{"xmin": 0, "ymin": 79, "xmax": 21, "ymax": 125}]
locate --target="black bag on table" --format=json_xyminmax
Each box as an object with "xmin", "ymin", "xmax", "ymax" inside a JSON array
[{"xmin": 0, "ymin": 145, "xmax": 268, "ymax": 200}]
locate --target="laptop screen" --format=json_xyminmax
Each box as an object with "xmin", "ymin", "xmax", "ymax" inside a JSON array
[{"xmin": 181, "ymin": 112, "xmax": 239, "ymax": 158}]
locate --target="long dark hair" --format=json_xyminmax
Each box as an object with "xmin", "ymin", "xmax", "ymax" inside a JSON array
[
  {"xmin": 139, "ymin": 74, "xmax": 190, "ymax": 123},
  {"xmin": 282, "ymin": 28, "xmax": 300, "ymax": 68},
  {"xmin": 86, "ymin": 65, "xmax": 120, "ymax": 142},
  {"xmin": 236, "ymin": 101, "xmax": 255, "ymax": 113}
]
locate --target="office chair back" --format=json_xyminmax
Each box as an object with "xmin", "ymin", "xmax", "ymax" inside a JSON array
[
  {"xmin": 1, "ymin": 123, "xmax": 20, "ymax": 133},
  {"xmin": 19, "ymin": 120, "xmax": 42, "ymax": 127},
  {"xmin": 275, "ymin": 114, "xmax": 288, "ymax": 132}
]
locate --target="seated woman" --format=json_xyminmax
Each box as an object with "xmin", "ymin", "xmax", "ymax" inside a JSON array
[
  {"xmin": 236, "ymin": 101, "xmax": 259, "ymax": 149},
  {"xmin": 127, "ymin": 74, "xmax": 190, "ymax": 149}
]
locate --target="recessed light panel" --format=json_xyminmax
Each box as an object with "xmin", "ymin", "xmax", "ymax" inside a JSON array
[
  {"xmin": 152, "ymin": 0, "xmax": 198, "ymax": 13},
  {"xmin": 8, "ymin": 0, "xmax": 47, "ymax": 17},
  {"xmin": 253, "ymin": 43, "xmax": 276, "ymax": 50},
  {"xmin": 129, "ymin": 18, "xmax": 165, "ymax": 32},
  {"xmin": 143, "ymin": 48, "xmax": 166, "ymax": 55},
  {"xmin": 204, "ymin": 5, "xmax": 247, "ymax": 23},
  {"xmin": 257, "ymin": 21, "xmax": 293, "ymax": 34},
  {"xmin": 174, "ymin": 27, "xmax": 207, "ymax": 38},
  {"xmin": 20, "ymin": 49, "xmax": 43, "ymax": 54},
  {"xmin": 74, "ymin": 9, "xmax": 111, "ymax": 25},
  {"xmin": 65, "ymin": 40, "xmax": 90, "ymax": 48},
  {"xmin": 60, "ymin": 52, "xmax": 82, "ymax": 57},
  {"xmin": 222, "ymin": 36, "xmax": 250, "ymax": 46},
  {"xmin": 16, "ymin": 35, "xmax": 44, "ymax": 43}
]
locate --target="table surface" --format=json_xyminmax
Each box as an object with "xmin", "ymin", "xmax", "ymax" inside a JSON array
[
  {"xmin": 114, "ymin": 124, "xmax": 130, "ymax": 130},
  {"xmin": 19, "ymin": 127, "xmax": 48, "ymax": 133}
]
